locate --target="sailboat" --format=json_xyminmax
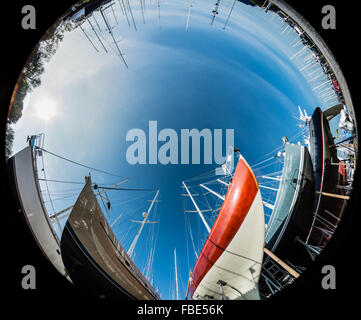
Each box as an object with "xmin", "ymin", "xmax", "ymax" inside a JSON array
[
  {"xmin": 60, "ymin": 176, "xmax": 160, "ymax": 300},
  {"xmin": 7, "ymin": 141, "xmax": 71, "ymax": 281},
  {"xmin": 264, "ymin": 141, "xmax": 315, "ymax": 265},
  {"xmin": 184, "ymin": 150, "xmax": 265, "ymax": 300},
  {"xmin": 303, "ymin": 105, "xmax": 348, "ymax": 246},
  {"xmin": 7, "ymin": 135, "xmax": 160, "ymax": 300}
]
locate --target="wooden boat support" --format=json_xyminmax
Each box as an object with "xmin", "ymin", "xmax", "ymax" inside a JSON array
[
  {"xmin": 263, "ymin": 247, "xmax": 300, "ymax": 279},
  {"xmin": 189, "ymin": 154, "xmax": 265, "ymax": 300},
  {"xmin": 60, "ymin": 176, "xmax": 159, "ymax": 300},
  {"xmin": 315, "ymin": 191, "xmax": 350, "ymax": 200}
]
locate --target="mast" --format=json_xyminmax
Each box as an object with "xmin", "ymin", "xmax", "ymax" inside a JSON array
[
  {"xmin": 174, "ymin": 248, "xmax": 179, "ymax": 300},
  {"xmin": 127, "ymin": 189, "xmax": 160, "ymax": 258},
  {"xmin": 87, "ymin": 17, "xmax": 108, "ymax": 53},
  {"xmin": 211, "ymin": 0, "xmax": 221, "ymax": 26},
  {"xmin": 126, "ymin": 0, "xmax": 137, "ymax": 31},
  {"xmin": 157, "ymin": 0, "xmax": 161, "ymax": 30},
  {"xmin": 48, "ymin": 179, "xmax": 129, "ymax": 220},
  {"xmin": 100, "ymin": 6, "xmax": 128, "ymax": 68},
  {"xmin": 185, "ymin": 270, "xmax": 191, "ymax": 299},
  {"xmin": 223, "ymin": 0, "xmax": 236, "ymax": 30},
  {"xmin": 186, "ymin": 0, "xmax": 193, "ymax": 32},
  {"xmin": 79, "ymin": 23, "xmax": 99, "ymax": 52},
  {"xmin": 182, "ymin": 181, "xmax": 211, "ymax": 233}
]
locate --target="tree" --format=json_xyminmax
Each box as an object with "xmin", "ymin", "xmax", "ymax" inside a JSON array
[
  {"xmin": 6, "ymin": 18, "xmax": 76, "ymax": 155},
  {"xmin": 5, "ymin": 125, "xmax": 15, "ymax": 160}
]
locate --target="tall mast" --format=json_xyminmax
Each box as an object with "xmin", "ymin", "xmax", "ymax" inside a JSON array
[
  {"xmin": 48, "ymin": 179, "xmax": 129, "ymax": 221},
  {"xmin": 182, "ymin": 181, "xmax": 211, "ymax": 233},
  {"xmin": 211, "ymin": 0, "xmax": 221, "ymax": 26},
  {"xmin": 87, "ymin": 17, "xmax": 108, "ymax": 53},
  {"xmin": 223, "ymin": 0, "xmax": 236, "ymax": 30},
  {"xmin": 174, "ymin": 248, "xmax": 179, "ymax": 300},
  {"xmin": 79, "ymin": 23, "xmax": 99, "ymax": 52},
  {"xmin": 127, "ymin": 189, "xmax": 159, "ymax": 258},
  {"xmin": 185, "ymin": 0, "xmax": 193, "ymax": 31},
  {"xmin": 157, "ymin": 0, "xmax": 161, "ymax": 30},
  {"xmin": 100, "ymin": 7, "xmax": 128, "ymax": 68}
]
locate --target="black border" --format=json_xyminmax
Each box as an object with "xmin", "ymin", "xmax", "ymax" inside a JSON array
[{"xmin": 1, "ymin": 0, "xmax": 359, "ymax": 316}]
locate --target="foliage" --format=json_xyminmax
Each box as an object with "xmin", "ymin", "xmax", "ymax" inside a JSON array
[
  {"xmin": 5, "ymin": 125, "xmax": 15, "ymax": 160},
  {"xmin": 5, "ymin": 19, "xmax": 76, "ymax": 157}
]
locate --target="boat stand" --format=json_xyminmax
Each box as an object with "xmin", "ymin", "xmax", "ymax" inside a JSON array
[
  {"xmin": 217, "ymin": 280, "xmax": 229, "ymax": 300},
  {"xmin": 259, "ymin": 257, "xmax": 295, "ymax": 298},
  {"xmin": 295, "ymin": 236, "xmax": 323, "ymax": 261}
]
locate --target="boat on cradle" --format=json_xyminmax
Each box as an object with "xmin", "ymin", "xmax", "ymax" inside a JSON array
[
  {"xmin": 60, "ymin": 176, "xmax": 160, "ymax": 300},
  {"xmin": 307, "ymin": 106, "xmax": 346, "ymax": 246},
  {"xmin": 264, "ymin": 142, "xmax": 315, "ymax": 266},
  {"xmin": 189, "ymin": 153, "xmax": 265, "ymax": 300}
]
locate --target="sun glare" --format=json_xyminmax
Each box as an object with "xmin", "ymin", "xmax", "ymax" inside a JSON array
[{"xmin": 34, "ymin": 98, "xmax": 57, "ymax": 121}]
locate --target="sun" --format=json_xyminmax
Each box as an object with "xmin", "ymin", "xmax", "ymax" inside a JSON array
[{"xmin": 34, "ymin": 98, "xmax": 57, "ymax": 121}]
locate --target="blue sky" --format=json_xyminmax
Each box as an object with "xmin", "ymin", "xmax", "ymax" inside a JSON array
[{"xmin": 11, "ymin": 0, "xmax": 333, "ymax": 299}]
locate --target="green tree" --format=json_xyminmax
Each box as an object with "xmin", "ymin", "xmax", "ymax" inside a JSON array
[
  {"xmin": 5, "ymin": 18, "xmax": 76, "ymax": 157},
  {"xmin": 5, "ymin": 125, "xmax": 15, "ymax": 160}
]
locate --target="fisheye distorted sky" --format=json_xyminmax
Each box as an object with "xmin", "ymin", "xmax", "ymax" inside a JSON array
[{"xmin": 11, "ymin": 0, "xmax": 326, "ymax": 299}]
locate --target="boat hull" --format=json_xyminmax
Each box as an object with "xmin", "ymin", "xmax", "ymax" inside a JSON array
[
  {"xmin": 264, "ymin": 143, "xmax": 315, "ymax": 265},
  {"xmin": 60, "ymin": 177, "xmax": 159, "ymax": 300},
  {"xmin": 7, "ymin": 146, "xmax": 70, "ymax": 280},
  {"xmin": 308, "ymin": 107, "xmax": 346, "ymax": 246},
  {"xmin": 190, "ymin": 155, "xmax": 265, "ymax": 300}
]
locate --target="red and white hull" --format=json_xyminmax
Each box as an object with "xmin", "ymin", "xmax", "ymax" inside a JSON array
[{"xmin": 190, "ymin": 154, "xmax": 265, "ymax": 300}]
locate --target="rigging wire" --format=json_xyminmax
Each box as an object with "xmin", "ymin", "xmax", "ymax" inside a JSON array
[
  {"xmin": 95, "ymin": 186, "xmax": 156, "ymax": 191},
  {"xmin": 38, "ymin": 178, "xmax": 86, "ymax": 185},
  {"xmin": 251, "ymin": 155, "xmax": 279, "ymax": 168},
  {"xmin": 252, "ymin": 127, "xmax": 305, "ymax": 164},
  {"xmin": 183, "ymin": 165, "xmax": 223, "ymax": 183},
  {"xmin": 36, "ymin": 147, "xmax": 128, "ymax": 179}
]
